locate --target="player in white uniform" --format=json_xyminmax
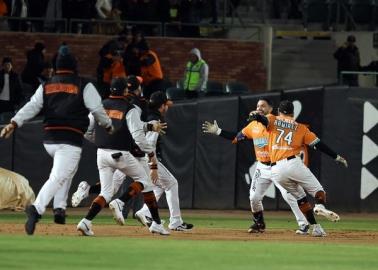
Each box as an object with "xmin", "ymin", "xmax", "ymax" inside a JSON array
[
  {"xmin": 202, "ymin": 98, "xmax": 309, "ymax": 234},
  {"xmin": 133, "ymin": 91, "xmax": 193, "ymax": 231},
  {"xmin": 73, "ymin": 79, "xmax": 193, "ymax": 231},
  {"xmin": 77, "ymin": 77, "xmax": 169, "ymax": 236},
  {"xmin": 0, "ymin": 46, "xmax": 113, "ymax": 235}
]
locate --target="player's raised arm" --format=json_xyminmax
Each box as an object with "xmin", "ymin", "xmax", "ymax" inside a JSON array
[{"xmin": 202, "ymin": 120, "xmax": 239, "ymax": 140}]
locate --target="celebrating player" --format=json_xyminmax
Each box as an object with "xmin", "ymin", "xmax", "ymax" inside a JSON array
[{"xmin": 202, "ymin": 98, "xmax": 309, "ymax": 234}]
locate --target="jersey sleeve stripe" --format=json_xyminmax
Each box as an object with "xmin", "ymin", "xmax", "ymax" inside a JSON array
[{"xmin": 308, "ymin": 138, "xmax": 320, "ymax": 147}]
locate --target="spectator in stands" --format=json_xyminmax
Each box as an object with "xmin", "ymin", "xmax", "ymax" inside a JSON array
[
  {"xmin": 38, "ymin": 61, "xmax": 54, "ymax": 84},
  {"xmin": 7, "ymin": 0, "xmax": 29, "ymax": 31},
  {"xmin": 183, "ymin": 48, "xmax": 208, "ymax": 99},
  {"xmin": 333, "ymin": 35, "xmax": 360, "ymax": 86},
  {"xmin": 97, "ymin": 36, "xmax": 127, "ymax": 98},
  {"xmin": 138, "ymin": 41, "xmax": 164, "ymax": 98},
  {"xmin": 123, "ymin": 27, "xmax": 145, "ymax": 76},
  {"xmin": 0, "ymin": 0, "xmax": 8, "ymax": 30},
  {"xmin": 0, "ymin": 57, "xmax": 23, "ymax": 121},
  {"xmin": 0, "ymin": 0, "xmax": 7, "ymax": 16},
  {"xmin": 44, "ymin": 0, "xmax": 62, "ymax": 32},
  {"xmin": 21, "ymin": 42, "xmax": 46, "ymax": 90}
]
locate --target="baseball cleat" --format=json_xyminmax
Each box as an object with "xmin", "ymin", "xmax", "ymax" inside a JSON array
[
  {"xmin": 314, "ymin": 204, "xmax": 340, "ymax": 222},
  {"xmin": 149, "ymin": 221, "xmax": 170, "ymax": 235},
  {"xmin": 135, "ymin": 210, "xmax": 152, "ymax": 227},
  {"xmin": 312, "ymin": 224, "xmax": 327, "ymax": 237},
  {"xmin": 53, "ymin": 208, "xmax": 66, "ymax": 224},
  {"xmin": 109, "ymin": 199, "xmax": 125, "ymax": 225},
  {"xmin": 168, "ymin": 222, "xmax": 194, "ymax": 231},
  {"xmin": 77, "ymin": 218, "xmax": 94, "ymax": 236},
  {"xmin": 295, "ymin": 224, "xmax": 310, "ymax": 235},
  {"xmin": 25, "ymin": 205, "xmax": 41, "ymax": 235},
  {"xmin": 71, "ymin": 181, "xmax": 90, "ymax": 207},
  {"xmin": 247, "ymin": 221, "xmax": 266, "ymax": 233}
]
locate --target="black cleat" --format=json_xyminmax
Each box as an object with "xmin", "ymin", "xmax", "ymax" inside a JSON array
[
  {"xmin": 25, "ymin": 205, "xmax": 41, "ymax": 235},
  {"xmin": 53, "ymin": 208, "xmax": 66, "ymax": 224},
  {"xmin": 247, "ymin": 221, "xmax": 266, "ymax": 233},
  {"xmin": 170, "ymin": 222, "xmax": 194, "ymax": 231}
]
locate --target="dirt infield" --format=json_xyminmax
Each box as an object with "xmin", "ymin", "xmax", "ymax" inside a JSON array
[
  {"xmin": 1, "ymin": 223, "xmax": 377, "ymax": 244},
  {"xmin": 1, "ymin": 209, "xmax": 377, "ymax": 244}
]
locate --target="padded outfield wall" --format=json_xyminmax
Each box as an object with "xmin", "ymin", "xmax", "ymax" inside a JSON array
[{"xmin": 0, "ymin": 87, "xmax": 377, "ymax": 211}]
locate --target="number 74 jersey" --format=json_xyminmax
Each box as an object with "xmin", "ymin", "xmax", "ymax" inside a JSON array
[{"xmin": 266, "ymin": 114, "xmax": 319, "ymax": 163}]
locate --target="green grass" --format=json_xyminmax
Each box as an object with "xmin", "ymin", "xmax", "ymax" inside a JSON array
[{"xmin": 0, "ymin": 211, "xmax": 377, "ymax": 270}]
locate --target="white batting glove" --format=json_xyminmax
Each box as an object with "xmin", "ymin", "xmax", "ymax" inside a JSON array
[
  {"xmin": 335, "ymin": 155, "xmax": 348, "ymax": 168},
  {"xmin": 202, "ymin": 120, "xmax": 221, "ymax": 135}
]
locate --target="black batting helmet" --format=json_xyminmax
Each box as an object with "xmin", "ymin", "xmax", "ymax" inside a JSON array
[{"xmin": 110, "ymin": 77, "xmax": 128, "ymax": 96}]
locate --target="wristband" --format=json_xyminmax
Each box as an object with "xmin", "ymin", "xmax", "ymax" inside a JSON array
[
  {"xmin": 149, "ymin": 164, "xmax": 158, "ymax": 170},
  {"xmin": 147, "ymin": 123, "xmax": 153, "ymax": 131},
  {"xmin": 10, "ymin": 121, "xmax": 18, "ymax": 128}
]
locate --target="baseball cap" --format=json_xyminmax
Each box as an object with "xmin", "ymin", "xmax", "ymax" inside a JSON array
[
  {"xmin": 110, "ymin": 77, "xmax": 128, "ymax": 96},
  {"xmin": 278, "ymin": 100, "xmax": 294, "ymax": 115},
  {"xmin": 126, "ymin": 75, "xmax": 143, "ymax": 92},
  {"xmin": 149, "ymin": 91, "xmax": 173, "ymax": 108},
  {"xmin": 56, "ymin": 45, "xmax": 77, "ymax": 71}
]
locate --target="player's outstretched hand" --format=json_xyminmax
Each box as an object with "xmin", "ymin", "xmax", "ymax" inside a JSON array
[
  {"xmin": 202, "ymin": 120, "xmax": 220, "ymax": 135},
  {"xmin": 152, "ymin": 121, "xmax": 167, "ymax": 135},
  {"xmin": 0, "ymin": 122, "xmax": 16, "ymax": 139},
  {"xmin": 335, "ymin": 155, "xmax": 348, "ymax": 168}
]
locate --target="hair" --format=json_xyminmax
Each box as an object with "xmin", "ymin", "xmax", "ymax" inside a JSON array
[{"xmin": 258, "ymin": 97, "xmax": 273, "ymax": 107}]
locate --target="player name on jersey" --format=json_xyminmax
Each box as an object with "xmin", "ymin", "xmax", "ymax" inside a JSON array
[{"xmin": 274, "ymin": 119, "xmax": 298, "ymax": 130}]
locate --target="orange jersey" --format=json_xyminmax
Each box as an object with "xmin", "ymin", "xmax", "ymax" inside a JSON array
[
  {"xmin": 267, "ymin": 114, "xmax": 319, "ymax": 163},
  {"xmin": 242, "ymin": 119, "xmax": 270, "ymax": 163}
]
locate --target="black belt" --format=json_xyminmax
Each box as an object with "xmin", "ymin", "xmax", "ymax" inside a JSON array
[
  {"xmin": 271, "ymin": 155, "xmax": 296, "ymax": 166},
  {"xmin": 260, "ymin": 161, "xmax": 271, "ymax": 166}
]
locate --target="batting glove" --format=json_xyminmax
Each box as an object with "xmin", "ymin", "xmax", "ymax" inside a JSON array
[
  {"xmin": 335, "ymin": 155, "xmax": 348, "ymax": 168},
  {"xmin": 202, "ymin": 120, "xmax": 221, "ymax": 135}
]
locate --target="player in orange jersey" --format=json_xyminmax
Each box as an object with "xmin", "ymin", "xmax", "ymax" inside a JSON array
[
  {"xmin": 203, "ymin": 98, "xmax": 310, "ymax": 234},
  {"xmin": 250, "ymin": 100, "xmax": 348, "ymax": 237}
]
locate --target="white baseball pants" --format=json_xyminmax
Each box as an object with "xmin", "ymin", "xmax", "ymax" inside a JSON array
[
  {"xmin": 97, "ymin": 149, "xmax": 152, "ymax": 203},
  {"xmin": 33, "ymin": 144, "xmax": 82, "ymax": 215},
  {"xmin": 271, "ymin": 157, "xmax": 324, "ymax": 200},
  {"xmin": 112, "ymin": 158, "xmax": 184, "ymax": 227},
  {"xmin": 137, "ymin": 161, "xmax": 183, "ymax": 227},
  {"xmin": 250, "ymin": 161, "xmax": 308, "ymax": 227}
]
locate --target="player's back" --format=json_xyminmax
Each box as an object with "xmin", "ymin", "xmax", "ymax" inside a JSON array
[{"xmin": 267, "ymin": 115, "xmax": 319, "ymax": 163}]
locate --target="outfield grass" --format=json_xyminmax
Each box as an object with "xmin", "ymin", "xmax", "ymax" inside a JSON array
[{"xmin": 0, "ymin": 211, "xmax": 377, "ymax": 270}]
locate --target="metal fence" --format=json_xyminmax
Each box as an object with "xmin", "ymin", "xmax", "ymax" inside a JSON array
[{"xmin": 0, "ymin": 16, "xmax": 264, "ymax": 41}]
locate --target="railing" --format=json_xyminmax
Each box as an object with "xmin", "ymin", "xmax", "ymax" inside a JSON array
[
  {"xmin": 0, "ymin": 16, "xmax": 68, "ymax": 33},
  {"xmin": 340, "ymin": 71, "xmax": 378, "ymax": 86},
  {"xmin": 0, "ymin": 16, "xmax": 264, "ymax": 41}
]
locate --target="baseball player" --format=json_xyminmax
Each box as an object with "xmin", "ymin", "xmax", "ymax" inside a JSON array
[
  {"xmin": 0, "ymin": 46, "xmax": 113, "ymax": 235},
  {"xmin": 134, "ymin": 91, "xmax": 194, "ymax": 231},
  {"xmin": 250, "ymin": 100, "xmax": 348, "ymax": 237},
  {"xmin": 77, "ymin": 77, "xmax": 170, "ymax": 236},
  {"xmin": 73, "ymin": 80, "xmax": 193, "ymax": 231},
  {"xmin": 202, "ymin": 98, "xmax": 309, "ymax": 234}
]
